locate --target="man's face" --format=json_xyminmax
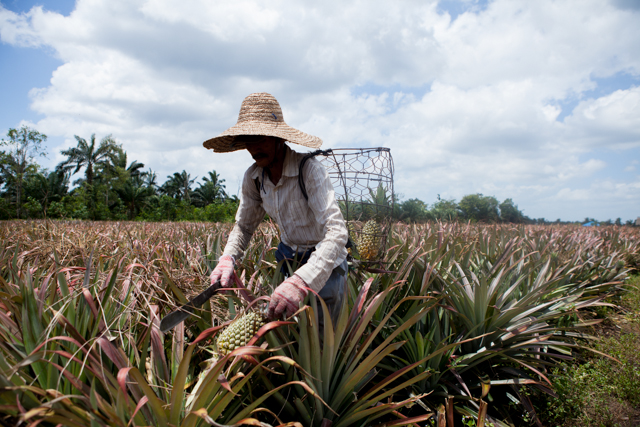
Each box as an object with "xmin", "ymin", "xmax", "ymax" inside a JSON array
[{"xmin": 243, "ymin": 136, "xmax": 281, "ymax": 168}]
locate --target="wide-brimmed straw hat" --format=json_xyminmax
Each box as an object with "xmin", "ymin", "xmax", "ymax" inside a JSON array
[{"xmin": 203, "ymin": 92, "xmax": 323, "ymax": 153}]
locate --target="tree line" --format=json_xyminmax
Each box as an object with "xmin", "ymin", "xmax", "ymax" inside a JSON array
[
  {"xmin": 2, "ymin": 126, "xmax": 635, "ymax": 225},
  {"xmin": 0, "ymin": 126, "xmax": 237, "ymax": 221}
]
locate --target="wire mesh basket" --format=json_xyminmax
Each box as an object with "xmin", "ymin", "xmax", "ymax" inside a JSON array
[{"xmin": 311, "ymin": 147, "xmax": 394, "ymax": 263}]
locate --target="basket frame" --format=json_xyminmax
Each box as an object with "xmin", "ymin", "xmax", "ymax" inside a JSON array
[{"xmin": 313, "ymin": 147, "xmax": 394, "ymax": 263}]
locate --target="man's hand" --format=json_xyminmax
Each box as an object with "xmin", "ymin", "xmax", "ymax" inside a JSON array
[
  {"xmin": 210, "ymin": 255, "xmax": 235, "ymax": 287},
  {"xmin": 267, "ymin": 275, "xmax": 309, "ymax": 320}
]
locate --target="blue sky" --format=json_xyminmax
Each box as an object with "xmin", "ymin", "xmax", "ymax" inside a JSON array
[{"xmin": 1, "ymin": 0, "xmax": 639, "ymax": 222}]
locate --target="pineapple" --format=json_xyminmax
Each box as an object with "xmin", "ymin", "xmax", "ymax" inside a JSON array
[
  {"xmin": 216, "ymin": 311, "xmax": 266, "ymax": 356},
  {"xmin": 357, "ymin": 219, "xmax": 382, "ymax": 261}
]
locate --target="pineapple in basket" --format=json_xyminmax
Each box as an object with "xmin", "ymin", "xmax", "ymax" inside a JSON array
[{"xmin": 357, "ymin": 219, "xmax": 382, "ymax": 261}]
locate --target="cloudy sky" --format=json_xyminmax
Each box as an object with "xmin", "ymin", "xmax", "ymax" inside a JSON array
[{"xmin": 1, "ymin": 0, "xmax": 639, "ymax": 222}]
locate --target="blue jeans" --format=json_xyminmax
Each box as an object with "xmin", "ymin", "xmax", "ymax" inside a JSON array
[
  {"xmin": 275, "ymin": 242, "xmax": 348, "ymax": 327},
  {"xmin": 317, "ymin": 258, "xmax": 348, "ymax": 328}
]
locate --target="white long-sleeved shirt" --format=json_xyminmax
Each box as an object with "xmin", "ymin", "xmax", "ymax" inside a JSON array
[{"xmin": 223, "ymin": 145, "xmax": 348, "ymax": 292}]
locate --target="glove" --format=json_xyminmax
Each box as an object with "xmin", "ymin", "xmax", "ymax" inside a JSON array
[
  {"xmin": 267, "ymin": 275, "xmax": 309, "ymax": 320},
  {"xmin": 210, "ymin": 255, "xmax": 235, "ymax": 288}
]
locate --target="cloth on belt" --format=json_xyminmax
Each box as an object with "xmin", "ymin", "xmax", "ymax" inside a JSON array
[
  {"xmin": 275, "ymin": 242, "xmax": 316, "ymax": 277},
  {"xmin": 275, "ymin": 242, "xmax": 345, "ymax": 278}
]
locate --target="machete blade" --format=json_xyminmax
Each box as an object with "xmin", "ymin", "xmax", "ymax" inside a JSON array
[{"xmin": 159, "ymin": 280, "xmax": 222, "ymax": 333}]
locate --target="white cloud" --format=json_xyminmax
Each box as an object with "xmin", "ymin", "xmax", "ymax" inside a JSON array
[
  {"xmin": 1, "ymin": 0, "xmax": 640, "ymax": 220},
  {"xmin": 563, "ymin": 87, "xmax": 640, "ymax": 149}
]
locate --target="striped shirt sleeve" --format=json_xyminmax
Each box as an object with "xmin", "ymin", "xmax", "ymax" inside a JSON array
[{"xmin": 223, "ymin": 167, "xmax": 265, "ymax": 261}]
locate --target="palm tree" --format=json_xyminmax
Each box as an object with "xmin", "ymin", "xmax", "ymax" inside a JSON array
[
  {"xmin": 108, "ymin": 148, "xmax": 145, "ymax": 179},
  {"xmin": 116, "ymin": 180, "xmax": 152, "ymax": 220},
  {"xmin": 161, "ymin": 171, "xmax": 196, "ymax": 204},
  {"xmin": 97, "ymin": 147, "xmax": 145, "ymax": 207},
  {"xmin": 193, "ymin": 170, "xmax": 227, "ymax": 206},
  {"xmin": 57, "ymin": 134, "xmax": 119, "ymax": 187},
  {"xmin": 139, "ymin": 169, "xmax": 158, "ymax": 195}
]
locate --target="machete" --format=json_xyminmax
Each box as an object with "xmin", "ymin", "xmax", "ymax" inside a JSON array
[{"xmin": 159, "ymin": 279, "xmax": 222, "ymax": 333}]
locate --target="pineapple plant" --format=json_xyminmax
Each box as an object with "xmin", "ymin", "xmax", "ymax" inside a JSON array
[{"xmin": 216, "ymin": 310, "xmax": 267, "ymax": 356}]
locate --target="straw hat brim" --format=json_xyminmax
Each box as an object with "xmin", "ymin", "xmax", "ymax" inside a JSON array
[{"xmin": 203, "ymin": 121, "xmax": 323, "ymax": 153}]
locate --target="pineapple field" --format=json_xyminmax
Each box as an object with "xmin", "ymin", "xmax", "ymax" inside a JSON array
[{"xmin": 1, "ymin": 220, "xmax": 639, "ymax": 427}]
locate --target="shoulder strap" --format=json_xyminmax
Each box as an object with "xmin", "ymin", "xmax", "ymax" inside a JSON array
[
  {"xmin": 298, "ymin": 149, "xmax": 332, "ymax": 201},
  {"xmin": 296, "ymin": 148, "xmax": 353, "ymax": 251},
  {"xmin": 253, "ymin": 169, "xmax": 266, "ymax": 197},
  {"xmin": 252, "ymin": 149, "xmax": 333, "ymax": 201}
]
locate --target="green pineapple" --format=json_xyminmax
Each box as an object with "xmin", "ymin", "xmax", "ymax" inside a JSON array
[
  {"xmin": 357, "ymin": 219, "xmax": 382, "ymax": 261},
  {"xmin": 216, "ymin": 311, "xmax": 266, "ymax": 356}
]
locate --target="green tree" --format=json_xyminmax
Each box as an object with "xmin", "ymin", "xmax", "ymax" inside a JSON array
[
  {"xmin": 58, "ymin": 134, "xmax": 119, "ymax": 187},
  {"xmin": 24, "ymin": 170, "xmax": 69, "ymax": 218},
  {"xmin": 116, "ymin": 180, "xmax": 152, "ymax": 219},
  {"xmin": 399, "ymin": 198, "xmax": 431, "ymax": 223},
  {"xmin": 139, "ymin": 169, "xmax": 158, "ymax": 194},
  {"xmin": 107, "ymin": 147, "xmax": 145, "ymax": 179},
  {"xmin": 95, "ymin": 146, "xmax": 145, "ymax": 210},
  {"xmin": 57, "ymin": 134, "xmax": 119, "ymax": 219},
  {"xmin": 0, "ymin": 126, "xmax": 47, "ymax": 218},
  {"xmin": 193, "ymin": 170, "xmax": 227, "ymax": 207},
  {"xmin": 499, "ymin": 198, "xmax": 524, "ymax": 223},
  {"xmin": 431, "ymin": 197, "xmax": 459, "ymax": 221},
  {"xmin": 458, "ymin": 193, "xmax": 499, "ymax": 222},
  {"xmin": 161, "ymin": 170, "xmax": 196, "ymax": 204}
]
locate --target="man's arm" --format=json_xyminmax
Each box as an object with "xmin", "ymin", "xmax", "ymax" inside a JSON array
[
  {"xmin": 293, "ymin": 159, "xmax": 348, "ymax": 292},
  {"xmin": 223, "ymin": 167, "xmax": 265, "ymax": 261}
]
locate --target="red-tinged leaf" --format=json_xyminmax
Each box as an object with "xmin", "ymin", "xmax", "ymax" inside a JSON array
[
  {"xmin": 32, "ymin": 335, "xmax": 86, "ymax": 354},
  {"xmin": 347, "ymin": 277, "xmax": 374, "ymax": 327},
  {"xmin": 225, "ymin": 346, "xmax": 265, "ymax": 359},
  {"xmin": 217, "ymin": 373, "xmax": 237, "ymax": 395},
  {"xmin": 243, "ymin": 407, "xmax": 293, "ymax": 426},
  {"xmin": 44, "ymin": 349, "xmax": 110, "ymax": 385},
  {"xmin": 373, "ymin": 413, "xmax": 435, "ymax": 426},
  {"xmin": 233, "ymin": 273, "xmax": 256, "ymax": 303},
  {"xmin": 245, "ymin": 296, "xmax": 271, "ymax": 312},
  {"xmin": 123, "ymin": 368, "xmax": 168, "ymax": 427},
  {"xmin": 82, "ymin": 289, "xmax": 99, "ymax": 318},
  {"xmin": 448, "ymin": 366, "xmax": 471, "ymax": 397},
  {"xmin": 192, "ymin": 410, "xmax": 267, "ymax": 426},
  {"xmin": 506, "ymin": 356, "xmax": 553, "ymax": 386},
  {"xmin": 246, "ymin": 321, "xmax": 295, "ymax": 346},
  {"xmin": 118, "ymin": 367, "xmax": 134, "ymax": 403},
  {"xmin": 36, "ymin": 275, "xmax": 49, "ymax": 315},
  {"xmin": 58, "ymin": 267, "xmax": 86, "ymax": 273},
  {"xmin": 22, "ymin": 406, "xmax": 55, "ymax": 421},
  {"xmin": 190, "ymin": 408, "xmax": 217, "ymax": 425},
  {"xmin": 193, "ymin": 324, "xmax": 227, "ymax": 345},
  {"xmin": 33, "ymin": 358, "xmax": 89, "ymax": 394},
  {"xmin": 49, "ymin": 310, "xmax": 87, "ymax": 345},
  {"xmin": 149, "ymin": 316, "xmax": 169, "ymax": 384},
  {"xmin": 125, "ymin": 263, "xmax": 148, "ymax": 272},
  {"xmin": 232, "ymin": 419, "xmax": 267, "ymax": 426},
  {"xmin": 97, "ymin": 337, "xmax": 127, "ymax": 369},
  {"xmin": 128, "ymin": 396, "xmax": 149, "ymax": 427},
  {"xmin": 365, "ymin": 268, "xmax": 398, "ymax": 274},
  {"xmin": 16, "ymin": 394, "xmax": 26, "ymax": 414}
]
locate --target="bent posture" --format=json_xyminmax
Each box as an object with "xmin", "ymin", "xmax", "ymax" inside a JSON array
[{"xmin": 203, "ymin": 92, "xmax": 348, "ymax": 322}]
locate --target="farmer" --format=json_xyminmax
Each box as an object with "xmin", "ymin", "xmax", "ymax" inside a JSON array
[{"xmin": 203, "ymin": 92, "xmax": 348, "ymax": 323}]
